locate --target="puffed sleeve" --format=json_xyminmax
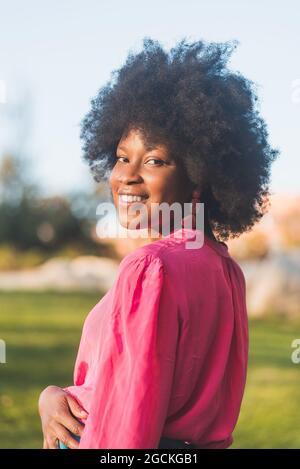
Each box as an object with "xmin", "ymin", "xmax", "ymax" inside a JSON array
[{"xmin": 78, "ymin": 253, "xmax": 179, "ymax": 449}]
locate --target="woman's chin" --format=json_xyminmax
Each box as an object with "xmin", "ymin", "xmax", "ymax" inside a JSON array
[{"xmin": 118, "ymin": 217, "xmax": 159, "ymax": 239}]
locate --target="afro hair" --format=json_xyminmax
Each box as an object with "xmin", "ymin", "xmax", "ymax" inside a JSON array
[{"xmin": 80, "ymin": 36, "xmax": 279, "ymax": 241}]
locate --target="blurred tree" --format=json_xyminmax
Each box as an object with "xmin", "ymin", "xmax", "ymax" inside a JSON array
[
  {"xmin": 0, "ymin": 84, "xmax": 113, "ymax": 260},
  {"xmin": 0, "ymin": 153, "xmax": 40, "ymax": 248},
  {"xmin": 0, "ymin": 154, "xmax": 114, "ymax": 260}
]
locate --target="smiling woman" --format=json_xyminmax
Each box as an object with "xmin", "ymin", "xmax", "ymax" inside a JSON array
[
  {"xmin": 38, "ymin": 36, "xmax": 278, "ymax": 450},
  {"xmin": 80, "ymin": 36, "xmax": 279, "ymax": 243},
  {"xmin": 110, "ymin": 129, "xmax": 193, "ymax": 237}
]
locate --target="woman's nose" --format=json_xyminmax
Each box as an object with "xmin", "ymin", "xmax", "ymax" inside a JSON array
[{"xmin": 117, "ymin": 164, "xmax": 143, "ymax": 185}]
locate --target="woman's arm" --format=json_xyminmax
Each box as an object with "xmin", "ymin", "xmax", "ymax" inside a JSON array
[
  {"xmin": 78, "ymin": 253, "xmax": 179, "ymax": 448},
  {"xmin": 38, "ymin": 385, "xmax": 88, "ymax": 449}
]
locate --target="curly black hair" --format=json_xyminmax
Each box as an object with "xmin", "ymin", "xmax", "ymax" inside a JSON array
[{"xmin": 80, "ymin": 36, "xmax": 279, "ymax": 241}]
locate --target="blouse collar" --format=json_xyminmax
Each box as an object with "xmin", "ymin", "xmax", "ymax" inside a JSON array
[{"xmin": 162, "ymin": 213, "xmax": 229, "ymax": 258}]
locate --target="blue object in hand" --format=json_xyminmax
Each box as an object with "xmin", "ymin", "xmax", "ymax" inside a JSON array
[{"xmin": 58, "ymin": 432, "xmax": 81, "ymax": 449}]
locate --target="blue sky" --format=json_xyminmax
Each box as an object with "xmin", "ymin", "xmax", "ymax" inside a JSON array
[{"xmin": 0, "ymin": 0, "xmax": 299, "ymax": 195}]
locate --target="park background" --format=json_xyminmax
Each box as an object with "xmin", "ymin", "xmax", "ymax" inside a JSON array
[{"xmin": 0, "ymin": 0, "xmax": 300, "ymax": 448}]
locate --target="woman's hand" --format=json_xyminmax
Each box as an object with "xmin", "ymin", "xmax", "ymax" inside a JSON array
[{"xmin": 38, "ymin": 385, "xmax": 88, "ymax": 449}]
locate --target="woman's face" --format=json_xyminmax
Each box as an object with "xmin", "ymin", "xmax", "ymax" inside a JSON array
[{"xmin": 109, "ymin": 128, "xmax": 192, "ymax": 233}]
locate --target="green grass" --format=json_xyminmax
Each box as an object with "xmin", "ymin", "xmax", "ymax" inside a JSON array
[
  {"xmin": 0, "ymin": 290, "xmax": 101, "ymax": 449},
  {"xmin": 231, "ymin": 317, "xmax": 300, "ymax": 448},
  {"xmin": 0, "ymin": 290, "xmax": 299, "ymax": 449}
]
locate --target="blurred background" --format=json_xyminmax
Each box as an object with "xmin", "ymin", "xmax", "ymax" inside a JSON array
[{"xmin": 0, "ymin": 0, "xmax": 299, "ymax": 449}]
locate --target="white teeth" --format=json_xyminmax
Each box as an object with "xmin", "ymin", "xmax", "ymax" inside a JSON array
[{"xmin": 119, "ymin": 195, "xmax": 146, "ymax": 202}]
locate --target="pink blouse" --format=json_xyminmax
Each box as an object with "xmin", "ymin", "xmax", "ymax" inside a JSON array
[{"xmin": 63, "ymin": 221, "xmax": 249, "ymax": 449}]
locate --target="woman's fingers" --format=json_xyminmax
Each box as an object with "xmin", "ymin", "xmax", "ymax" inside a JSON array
[
  {"xmin": 43, "ymin": 437, "xmax": 49, "ymax": 449},
  {"xmin": 38, "ymin": 386, "xmax": 86, "ymax": 450},
  {"xmin": 47, "ymin": 436, "xmax": 59, "ymax": 449},
  {"xmin": 59, "ymin": 412, "xmax": 85, "ymax": 438},
  {"xmin": 53, "ymin": 422, "xmax": 80, "ymax": 449},
  {"xmin": 66, "ymin": 394, "xmax": 88, "ymax": 420}
]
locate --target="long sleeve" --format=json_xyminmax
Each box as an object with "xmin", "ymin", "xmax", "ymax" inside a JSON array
[{"xmin": 78, "ymin": 253, "xmax": 179, "ymax": 449}]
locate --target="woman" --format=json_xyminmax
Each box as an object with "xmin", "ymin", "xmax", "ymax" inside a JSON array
[{"xmin": 38, "ymin": 37, "xmax": 279, "ymax": 449}]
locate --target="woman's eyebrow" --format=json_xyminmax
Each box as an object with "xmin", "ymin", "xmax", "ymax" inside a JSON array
[
  {"xmin": 117, "ymin": 144, "xmax": 162, "ymax": 153},
  {"xmin": 145, "ymin": 144, "xmax": 159, "ymax": 151}
]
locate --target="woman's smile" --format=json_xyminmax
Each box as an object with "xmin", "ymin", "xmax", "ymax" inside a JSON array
[{"xmin": 118, "ymin": 193, "xmax": 149, "ymax": 205}]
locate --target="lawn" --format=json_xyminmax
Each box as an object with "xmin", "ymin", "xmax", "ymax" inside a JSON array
[{"xmin": 0, "ymin": 290, "xmax": 299, "ymax": 449}]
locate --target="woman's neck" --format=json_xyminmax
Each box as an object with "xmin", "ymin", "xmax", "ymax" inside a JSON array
[
  {"xmin": 204, "ymin": 217, "xmax": 218, "ymax": 242},
  {"xmin": 140, "ymin": 214, "xmax": 218, "ymax": 244}
]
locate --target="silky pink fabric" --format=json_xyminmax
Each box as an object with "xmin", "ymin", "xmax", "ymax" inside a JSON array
[{"xmin": 63, "ymin": 222, "xmax": 249, "ymax": 449}]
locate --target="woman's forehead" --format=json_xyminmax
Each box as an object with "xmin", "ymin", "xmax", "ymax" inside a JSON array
[{"xmin": 118, "ymin": 128, "xmax": 169, "ymax": 154}]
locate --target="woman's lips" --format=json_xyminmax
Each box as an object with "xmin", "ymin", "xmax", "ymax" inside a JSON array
[{"xmin": 118, "ymin": 195, "xmax": 149, "ymax": 206}]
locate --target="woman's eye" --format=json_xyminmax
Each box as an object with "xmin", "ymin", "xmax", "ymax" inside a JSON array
[
  {"xmin": 115, "ymin": 156, "xmax": 127, "ymax": 162},
  {"xmin": 115, "ymin": 156, "xmax": 164, "ymax": 166},
  {"xmin": 147, "ymin": 158, "xmax": 164, "ymax": 166}
]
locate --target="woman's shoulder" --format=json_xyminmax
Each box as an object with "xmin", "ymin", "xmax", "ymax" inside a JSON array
[
  {"xmin": 119, "ymin": 241, "xmax": 166, "ymax": 269},
  {"xmin": 115, "ymin": 243, "xmax": 167, "ymax": 286},
  {"xmin": 117, "ymin": 229, "xmax": 237, "ymax": 280}
]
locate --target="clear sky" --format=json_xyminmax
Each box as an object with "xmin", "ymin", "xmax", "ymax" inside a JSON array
[{"xmin": 0, "ymin": 0, "xmax": 299, "ymax": 196}]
